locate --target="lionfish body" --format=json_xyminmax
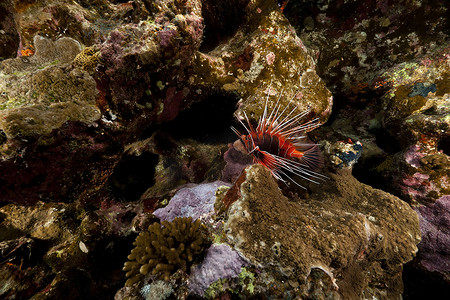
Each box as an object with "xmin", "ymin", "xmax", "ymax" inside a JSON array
[{"xmin": 232, "ymin": 94, "xmax": 325, "ymax": 188}]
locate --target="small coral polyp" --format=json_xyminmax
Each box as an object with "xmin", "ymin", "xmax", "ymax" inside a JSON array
[{"xmin": 123, "ymin": 217, "xmax": 210, "ymax": 286}]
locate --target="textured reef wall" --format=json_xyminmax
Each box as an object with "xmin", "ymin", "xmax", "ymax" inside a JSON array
[
  {"xmin": 223, "ymin": 164, "xmax": 420, "ymax": 299},
  {"xmin": 0, "ymin": 0, "xmax": 447, "ymax": 299}
]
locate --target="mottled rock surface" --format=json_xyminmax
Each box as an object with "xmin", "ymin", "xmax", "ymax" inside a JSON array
[
  {"xmin": 189, "ymin": 244, "xmax": 247, "ymax": 296},
  {"xmin": 0, "ymin": 35, "xmax": 100, "ymax": 138},
  {"xmin": 284, "ymin": 0, "xmax": 449, "ymax": 98},
  {"xmin": 0, "ymin": 0, "xmax": 332, "ymax": 207},
  {"xmin": 0, "ymin": 0, "xmax": 19, "ymax": 60},
  {"xmin": 224, "ymin": 164, "xmax": 421, "ymax": 299}
]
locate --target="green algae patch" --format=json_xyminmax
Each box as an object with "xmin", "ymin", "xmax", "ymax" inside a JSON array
[{"xmin": 238, "ymin": 267, "xmax": 255, "ymax": 294}]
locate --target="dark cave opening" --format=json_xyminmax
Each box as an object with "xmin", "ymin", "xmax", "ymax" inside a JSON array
[
  {"xmin": 108, "ymin": 152, "xmax": 159, "ymax": 202},
  {"xmin": 147, "ymin": 93, "xmax": 240, "ymax": 144},
  {"xmin": 438, "ymin": 135, "xmax": 450, "ymax": 156}
]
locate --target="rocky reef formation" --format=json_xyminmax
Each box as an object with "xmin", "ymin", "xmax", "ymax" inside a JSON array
[
  {"xmin": 0, "ymin": 35, "xmax": 100, "ymax": 139},
  {"xmin": 0, "ymin": 0, "xmax": 332, "ymax": 207},
  {"xmin": 0, "ymin": 201, "xmax": 135, "ymax": 299},
  {"xmin": 0, "ymin": 0, "xmax": 447, "ymax": 299},
  {"xmin": 222, "ymin": 164, "xmax": 420, "ymax": 299},
  {"xmin": 282, "ymin": 2, "xmax": 449, "ymax": 295}
]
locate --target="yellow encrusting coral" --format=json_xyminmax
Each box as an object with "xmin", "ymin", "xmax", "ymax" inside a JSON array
[
  {"xmin": 73, "ymin": 46, "xmax": 100, "ymax": 72},
  {"xmin": 123, "ymin": 217, "xmax": 210, "ymax": 286}
]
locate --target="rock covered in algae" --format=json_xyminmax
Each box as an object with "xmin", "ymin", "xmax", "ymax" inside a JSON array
[
  {"xmin": 0, "ymin": 0, "xmax": 19, "ymax": 60},
  {"xmin": 190, "ymin": 0, "xmax": 333, "ymax": 125},
  {"xmin": 285, "ymin": 0, "xmax": 449, "ymax": 98},
  {"xmin": 0, "ymin": 35, "xmax": 100, "ymax": 138},
  {"xmin": 96, "ymin": 0, "xmax": 332, "ymax": 128},
  {"xmin": 375, "ymin": 144, "xmax": 450, "ymax": 205},
  {"xmin": 378, "ymin": 45, "xmax": 449, "ymax": 149},
  {"xmin": 223, "ymin": 164, "xmax": 421, "ymax": 298},
  {"xmin": 123, "ymin": 217, "xmax": 211, "ymax": 286},
  {"xmin": 0, "ymin": 200, "xmax": 135, "ymax": 299},
  {"xmin": 371, "ymin": 46, "xmax": 450, "ymax": 204}
]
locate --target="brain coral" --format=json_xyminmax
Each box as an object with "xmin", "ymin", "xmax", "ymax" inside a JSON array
[{"xmin": 123, "ymin": 217, "xmax": 210, "ymax": 286}]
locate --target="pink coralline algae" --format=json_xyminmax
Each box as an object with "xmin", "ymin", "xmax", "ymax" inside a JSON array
[
  {"xmin": 266, "ymin": 52, "xmax": 276, "ymax": 65},
  {"xmin": 159, "ymin": 87, "xmax": 186, "ymax": 122},
  {"xmin": 185, "ymin": 14, "xmax": 204, "ymax": 46},
  {"xmin": 405, "ymin": 144, "xmax": 426, "ymax": 168},
  {"xmin": 415, "ymin": 196, "xmax": 450, "ymax": 273},
  {"xmin": 402, "ymin": 172, "xmax": 436, "ymax": 200},
  {"xmin": 157, "ymin": 29, "xmax": 179, "ymax": 47},
  {"xmin": 189, "ymin": 244, "xmax": 247, "ymax": 296},
  {"xmin": 222, "ymin": 142, "xmax": 253, "ymax": 183},
  {"xmin": 153, "ymin": 181, "xmax": 231, "ymax": 222}
]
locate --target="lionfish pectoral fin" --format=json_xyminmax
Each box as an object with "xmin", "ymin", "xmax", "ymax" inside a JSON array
[{"xmin": 298, "ymin": 144, "xmax": 324, "ymax": 171}]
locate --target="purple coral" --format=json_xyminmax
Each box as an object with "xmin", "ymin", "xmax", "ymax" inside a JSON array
[
  {"xmin": 153, "ymin": 181, "xmax": 231, "ymax": 221},
  {"xmin": 189, "ymin": 244, "xmax": 247, "ymax": 296},
  {"xmin": 415, "ymin": 196, "xmax": 450, "ymax": 272},
  {"xmin": 405, "ymin": 144, "xmax": 426, "ymax": 168}
]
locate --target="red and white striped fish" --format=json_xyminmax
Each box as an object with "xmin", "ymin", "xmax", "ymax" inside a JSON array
[{"xmin": 232, "ymin": 92, "xmax": 326, "ymax": 189}]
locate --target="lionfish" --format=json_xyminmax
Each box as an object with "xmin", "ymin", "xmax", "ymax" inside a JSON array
[{"xmin": 231, "ymin": 91, "xmax": 326, "ymax": 189}]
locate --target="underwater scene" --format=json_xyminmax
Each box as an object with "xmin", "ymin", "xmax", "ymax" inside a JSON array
[{"xmin": 0, "ymin": 0, "xmax": 449, "ymax": 299}]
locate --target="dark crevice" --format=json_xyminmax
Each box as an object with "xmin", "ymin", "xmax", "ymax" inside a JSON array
[
  {"xmin": 438, "ymin": 135, "xmax": 450, "ymax": 156},
  {"xmin": 352, "ymin": 156, "xmax": 390, "ymax": 191},
  {"xmin": 372, "ymin": 128, "xmax": 403, "ymax": 154},
  {"xmin": 352, "ymin": 127, "xmax": 402, "ymax": 192},
  {"xmin": 200, "ymin": 0, "xmax": 248, "ymax": 52},
  {"xmin": 145, "ymin": 93, "xmax": 240, "ymax": 144},
  {"xmin": 108, "ymin": 152, "xmax": 159, "ymax": 202},
  {"xmin": 403, "ymin": 259, "xmax": 450, "ymax": 299}
]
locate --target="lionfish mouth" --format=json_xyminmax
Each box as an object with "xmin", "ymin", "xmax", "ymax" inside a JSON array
[{"xmin": 231, "ymin": 91, "xmax": 327, "ymax": 189}]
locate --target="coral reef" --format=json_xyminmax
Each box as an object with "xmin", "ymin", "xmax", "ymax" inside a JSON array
[
  {"xmin": 0, "ymin": 0, "xmax": 447, "ymax": 298},
  {"xmin": 223, "ymin": 164, "xmax": 421, "ymax": 298},
  {"xmin": 73, "ymin": 46, "xmax": 101, "ymax": 72},
  {"xmin": 123, "ymin": 217, "xmax": 211, "ymax": 286},
  {"xmin": 285, "ymin": 0, "xmax": 449, "ymax": 98},
  {"xmin": 0, "ymin": 200, "xmax": 134, "ymax": 299}
]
